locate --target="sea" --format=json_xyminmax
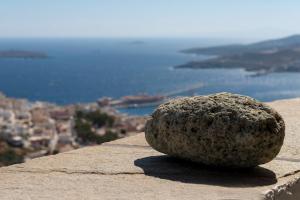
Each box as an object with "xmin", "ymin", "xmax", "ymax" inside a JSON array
[{"xmin": 0, "ymin": 38, "xmax": 300, "ymax": 116}]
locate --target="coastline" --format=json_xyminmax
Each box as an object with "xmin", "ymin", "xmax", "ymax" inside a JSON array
[{"xmin": 176, "ymin": 35, "xmax": 300, "ymax": 76}]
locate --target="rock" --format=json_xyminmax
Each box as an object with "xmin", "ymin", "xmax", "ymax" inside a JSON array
[{"xmin": 145, "ymin": 93, "xmax": 285, "ymax": 168}]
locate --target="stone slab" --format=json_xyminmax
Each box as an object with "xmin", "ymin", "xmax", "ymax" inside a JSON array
[{"xmin": 1, "ymin": 98, "xmax": 300, "ymax": 200}]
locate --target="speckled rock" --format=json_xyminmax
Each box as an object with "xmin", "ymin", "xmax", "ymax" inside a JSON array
[{"xmin": 145, "ymin": 93, "xmax": 285, "ymax": 168}]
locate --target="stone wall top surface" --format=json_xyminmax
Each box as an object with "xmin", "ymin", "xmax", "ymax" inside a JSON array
[{"xmin": 1, "ymin": 98, "xmax": 300, "ymax": 200}]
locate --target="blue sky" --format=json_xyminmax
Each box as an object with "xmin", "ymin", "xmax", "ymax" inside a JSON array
[{"xmin": 1, "ymin": 0, "xmax": 299, "ymax": 39}]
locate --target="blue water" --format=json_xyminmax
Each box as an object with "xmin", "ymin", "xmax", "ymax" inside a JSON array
[{"xmin": 0, "ymin": 38, "xmax": 300, "ymax": 116}]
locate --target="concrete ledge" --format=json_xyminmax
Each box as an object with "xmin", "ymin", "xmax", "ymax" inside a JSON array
[{"xmin": 1, "ymin": 98, "xmax": 300, "ymax": 200}]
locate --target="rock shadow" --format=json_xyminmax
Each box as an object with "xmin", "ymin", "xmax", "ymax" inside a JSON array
[{"xmin": 134, "ymin": 155, "xmax": 277, "ymax": 187}]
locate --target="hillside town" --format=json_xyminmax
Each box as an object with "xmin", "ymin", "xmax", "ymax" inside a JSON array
[{"xmin": 0, "ymin": 92, "xmax": 147, "ymax": 167}]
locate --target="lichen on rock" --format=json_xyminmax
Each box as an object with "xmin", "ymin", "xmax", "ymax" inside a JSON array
[{"xmin": 145, "ymin": 92, "xmax": 285, "ymax": 168}]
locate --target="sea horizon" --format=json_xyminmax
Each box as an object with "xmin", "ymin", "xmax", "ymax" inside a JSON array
[{"xmin": 1, "ymin": 38, "xmax": 300, "ymax": 115}]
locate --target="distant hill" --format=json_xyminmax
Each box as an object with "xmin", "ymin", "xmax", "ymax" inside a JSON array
[
  {"xmin": 176, "ymin": 35, "xmax": 300, "ymax": 75},
  {"xmin": 182, "ymin": 35, "xmax": 300, "ymax": 56},
  {"xmin": 0, "ymin": 50, "xmax": 48, "ymax": 59}
]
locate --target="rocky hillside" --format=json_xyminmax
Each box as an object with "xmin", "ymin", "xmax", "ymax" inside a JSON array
[{"xmin": 177, "ymin": 35, "xmax": 300, "ymax": 75}]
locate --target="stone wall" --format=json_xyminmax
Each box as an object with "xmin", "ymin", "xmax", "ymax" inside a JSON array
[{"xmin": 1, "ymin": 98, "xmax": 300, "ymax": 200}]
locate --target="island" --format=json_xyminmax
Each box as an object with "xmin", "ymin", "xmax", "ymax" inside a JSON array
[
  {"xmin": 0, "ymin": 50, "xmax": 48, "ymax": 59},
  {"xmin": 129, "ymin": 40, "xmax": 146, "ymax": 45},
  {"xmin": 176, "ymin": 35, "xmax": 300, "ymax": 75}
]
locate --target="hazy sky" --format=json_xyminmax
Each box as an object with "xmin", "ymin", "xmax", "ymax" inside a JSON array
[{"xmin": 1, "ymin": 0, "xmax": 299, "ymax": 39}]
